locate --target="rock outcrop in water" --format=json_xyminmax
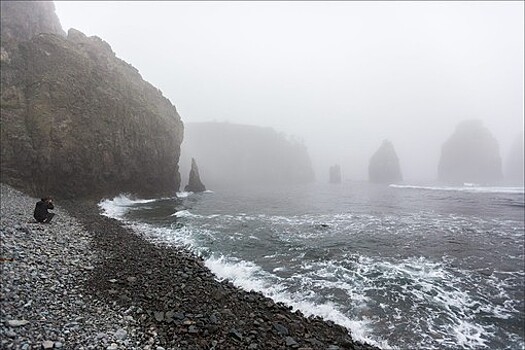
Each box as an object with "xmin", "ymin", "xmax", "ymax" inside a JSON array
[
  {"xmin": 181, "ymin": 122, "xmax": 315, "ymax": 188},
  {"xmin": 438, "ymin": 120, "xmax": 502, "ymax": 184},
  {"xmin": 184, "ymin": 158, "xmax": 206, "ymax": 192},
  {"xmin": 1, "ymin": 1, "xmax": 184, "ymax": 199},
  {"xmin": 368, "ymin": 140, "xmax": 403, "ymax": 184},
  {"xmin": 505, "ymin": 132, "xmax": 524, "ymax": 185},
  {"xmin": 329, "ymin": 164, "xmax": 342, "ymax": 184}
]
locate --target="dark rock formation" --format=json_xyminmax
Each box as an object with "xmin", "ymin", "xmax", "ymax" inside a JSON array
[
  {"xmin": 504, "ymin": 132, "xmax": 524, "ymax": 185},
  {"xmin": 0, "ymin": 1, "xmax": 65, "ymax": 43},
  {"xmin": 184, "ymin": 158, "xmax": 206, "ymax": 192},
  {"xmin": 329, "ymin": 164, "xmax": 342, "ymax": 184},
  {"xmin": 1, "ymin": 2, "xmax": 183, "ymax": 199},
  {"xmin": 438, "ymin": 120, "xmax": 502, "ymax": 184},
  {"xmin": 368, "ymin": 140, "xmax": 403, "ymax": 184},
  {"xmin": 181, "ymin": 122, "xmax": 315, "ymax": 189}
]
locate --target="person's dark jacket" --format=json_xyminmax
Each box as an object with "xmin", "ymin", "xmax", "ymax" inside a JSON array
[{"xmin": 34, "ymin": 200, "xmax": 54, "ymax": 222}]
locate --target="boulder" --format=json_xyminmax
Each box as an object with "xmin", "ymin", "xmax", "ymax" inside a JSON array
[
  {"xmin": 184, "ymin": 158, "xmax": 206, "ymax": 193},
  {"xmin": 368, "ymin": 140, "xmax": 402, "ymax": 184},
  {"xmin": 438, "ymin": 120, "xmax": 502, "ymax": 184},
  {"xmin": 1, "ymin": 2, "xmax": 183, "ymax": 199}
]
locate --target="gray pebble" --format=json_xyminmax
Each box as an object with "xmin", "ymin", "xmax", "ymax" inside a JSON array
[
  {"xmin": 114, "ymin": 328, "xmax": 127, "ymax": 340},
  {"xmin": 285, "ymin": 336, "xmax": 298, "ymax": 347},
  {"xmin": 42, "ymin": 340, "xmax": 54, "ymax": 349},
  {"xmin": 7, "ymin": 320, "xmax": 29, "ymax": 327}
]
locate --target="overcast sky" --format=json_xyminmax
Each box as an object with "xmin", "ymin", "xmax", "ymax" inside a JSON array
[{"xmin": 54, "ymin": 1, "xmax": 524, "ymax": 182}]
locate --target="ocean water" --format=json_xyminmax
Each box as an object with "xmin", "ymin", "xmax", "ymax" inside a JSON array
[{"xmin": 99, "ymin": 182, "xmax": 525, "ymax": 350}]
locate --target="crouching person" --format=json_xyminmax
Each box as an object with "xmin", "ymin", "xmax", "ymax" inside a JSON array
[{"xmin": 34, "ymin": 196, "xmax": 55, "ymax": 223}]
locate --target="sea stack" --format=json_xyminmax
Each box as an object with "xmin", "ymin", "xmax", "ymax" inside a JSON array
[
  {"xmin": 505, "ymin": 133, "xmax": 524, "ymax": 185},
  {"xmin": 329, "ymin": 164, "xmax": 342, "ymax": 184},
  {"xmin": 0, "ymin": 2, "xmax": 184, "ymax": 199},
  {"xmin": 368, "ymin": 140, "xmax": 403, "ymax": 184},
  {"xmin": 438, "ymin": 120, "xmax": 502, "ymax": 184},
  {"xmin": 185, "ymin": 158, "xmax": 206, "ymax": 193}
]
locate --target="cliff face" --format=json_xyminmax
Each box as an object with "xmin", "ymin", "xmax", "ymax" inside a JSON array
[
  {"xmin": 1, "ymin": 2, "xmax": 183, "ymax": 199},
  {"xmin": 438, "ymin": 120, "xmax": 502, "ymax": 184},
  {"xmin": 368, "ymin": 140, "xmax": 403, "ymax": 184},
  {"xmin": 181, "ymin": 122, "xmax": 315, "ymax": 189},
  {"xmin": 0, "ymin": 2, "xmax": 65, "ymax": 43}
]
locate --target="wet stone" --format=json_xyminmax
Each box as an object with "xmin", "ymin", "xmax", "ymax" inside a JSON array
[
  {"xmin": 285, "ymin": 336, "xmax": 298, "ymax": 347},
  {"xmin": 173, "ymin": 312, "xmax": 185, "ymax": 320},
  {"xmin": 229, "ymin": 328, "xmax": 243, "ymax": 340},
  {"xmin": 154, "ymin": 311, "xmax": 164, "ymax": 322},
  {"xmin": 209, "ymin": 314, "xmax": 218, "ymax": 324},
  {"xmin": 273, "ymin": 322, "xmax": 289, "ymax": 336}
]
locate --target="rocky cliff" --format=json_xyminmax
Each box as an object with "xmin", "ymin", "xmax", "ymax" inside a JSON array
[
  {"xmin": 181, "ymin": 122, "xmax": 315, "ymax": 189},
  {"xmin": 1, "ymin": 2, "xmax": 184, "ymax": 199},
  {"xmin": 0, "ymin": 2, "xmax": 65, "ymax": 43},
  {"xmin": 368, "ymin": 140, "xmax": 403, "ymax": 184},
  {"xmin": 438, "ymin": 120, "xmax": 502, "ymax": 184}
]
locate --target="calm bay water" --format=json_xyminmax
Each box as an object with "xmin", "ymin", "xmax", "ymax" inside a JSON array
[{"xmin": 100, "ymin": 182, "xmax": 524, "ymax": 349}]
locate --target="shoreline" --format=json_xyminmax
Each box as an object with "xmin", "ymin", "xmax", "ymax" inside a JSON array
[{"xmin": 1, "ymin": 184, "xmax": 380, "ymax": 349}]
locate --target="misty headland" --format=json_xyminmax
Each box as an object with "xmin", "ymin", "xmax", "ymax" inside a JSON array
[{"xmin": 1, "ymin": 2, "xmax": 523, "ymax": 350}]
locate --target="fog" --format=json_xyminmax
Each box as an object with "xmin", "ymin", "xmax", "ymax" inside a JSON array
[{"xmin": 55, "ymin": 1, "xmax": 524, "ymax": 182}]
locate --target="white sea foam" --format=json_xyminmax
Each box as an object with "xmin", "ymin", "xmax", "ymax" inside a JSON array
[
  {"xmin": 129, "ymin": 222, "xmax": 198, "ymax": 249},
  {"xmin": 347, "ymin": 255, "xmax": 517, "ymax": 349},
  {"xmin": 390, "ymin": 184, "xmax": 525, "ymax": 194},
  {"xmin": 176, "ymin": 191, "xmax": 192, "ymax": 198},
  {"xmin": 98, "ymin": 194, "xmax": 158, "ymax": 219},
  {"xmin": 176, "ymin": 190, "xmax": 214, "ymax": 197},
  {"xmin": 171, "ymin": 209, "xmax": 199, "ymax": 218},
  {"xmin": 291, "ymin": 252, "xmax": 521, "ymax": 349},
  {"xmin": 204, "ymin": 254, "xmax": 390, "ymax": 349}
]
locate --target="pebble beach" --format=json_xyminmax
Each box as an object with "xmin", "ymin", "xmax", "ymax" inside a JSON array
[
  {"xmin": 1, "ymin": 184, "xmax": 379, "ymax": 350},
  {"xmin": 1, "ymin": 184, "xmax": 141, "ymax": 349}
]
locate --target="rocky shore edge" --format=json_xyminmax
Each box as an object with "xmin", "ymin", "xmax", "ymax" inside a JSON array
[{"xmin": 1, "ymin": 183, "xmax": 381, "ymax": 350}]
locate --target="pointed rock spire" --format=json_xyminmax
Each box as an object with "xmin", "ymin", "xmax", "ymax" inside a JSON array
[{"xmin": 184, "ymin": 158, "xmax": 206, "ymax": 192}]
